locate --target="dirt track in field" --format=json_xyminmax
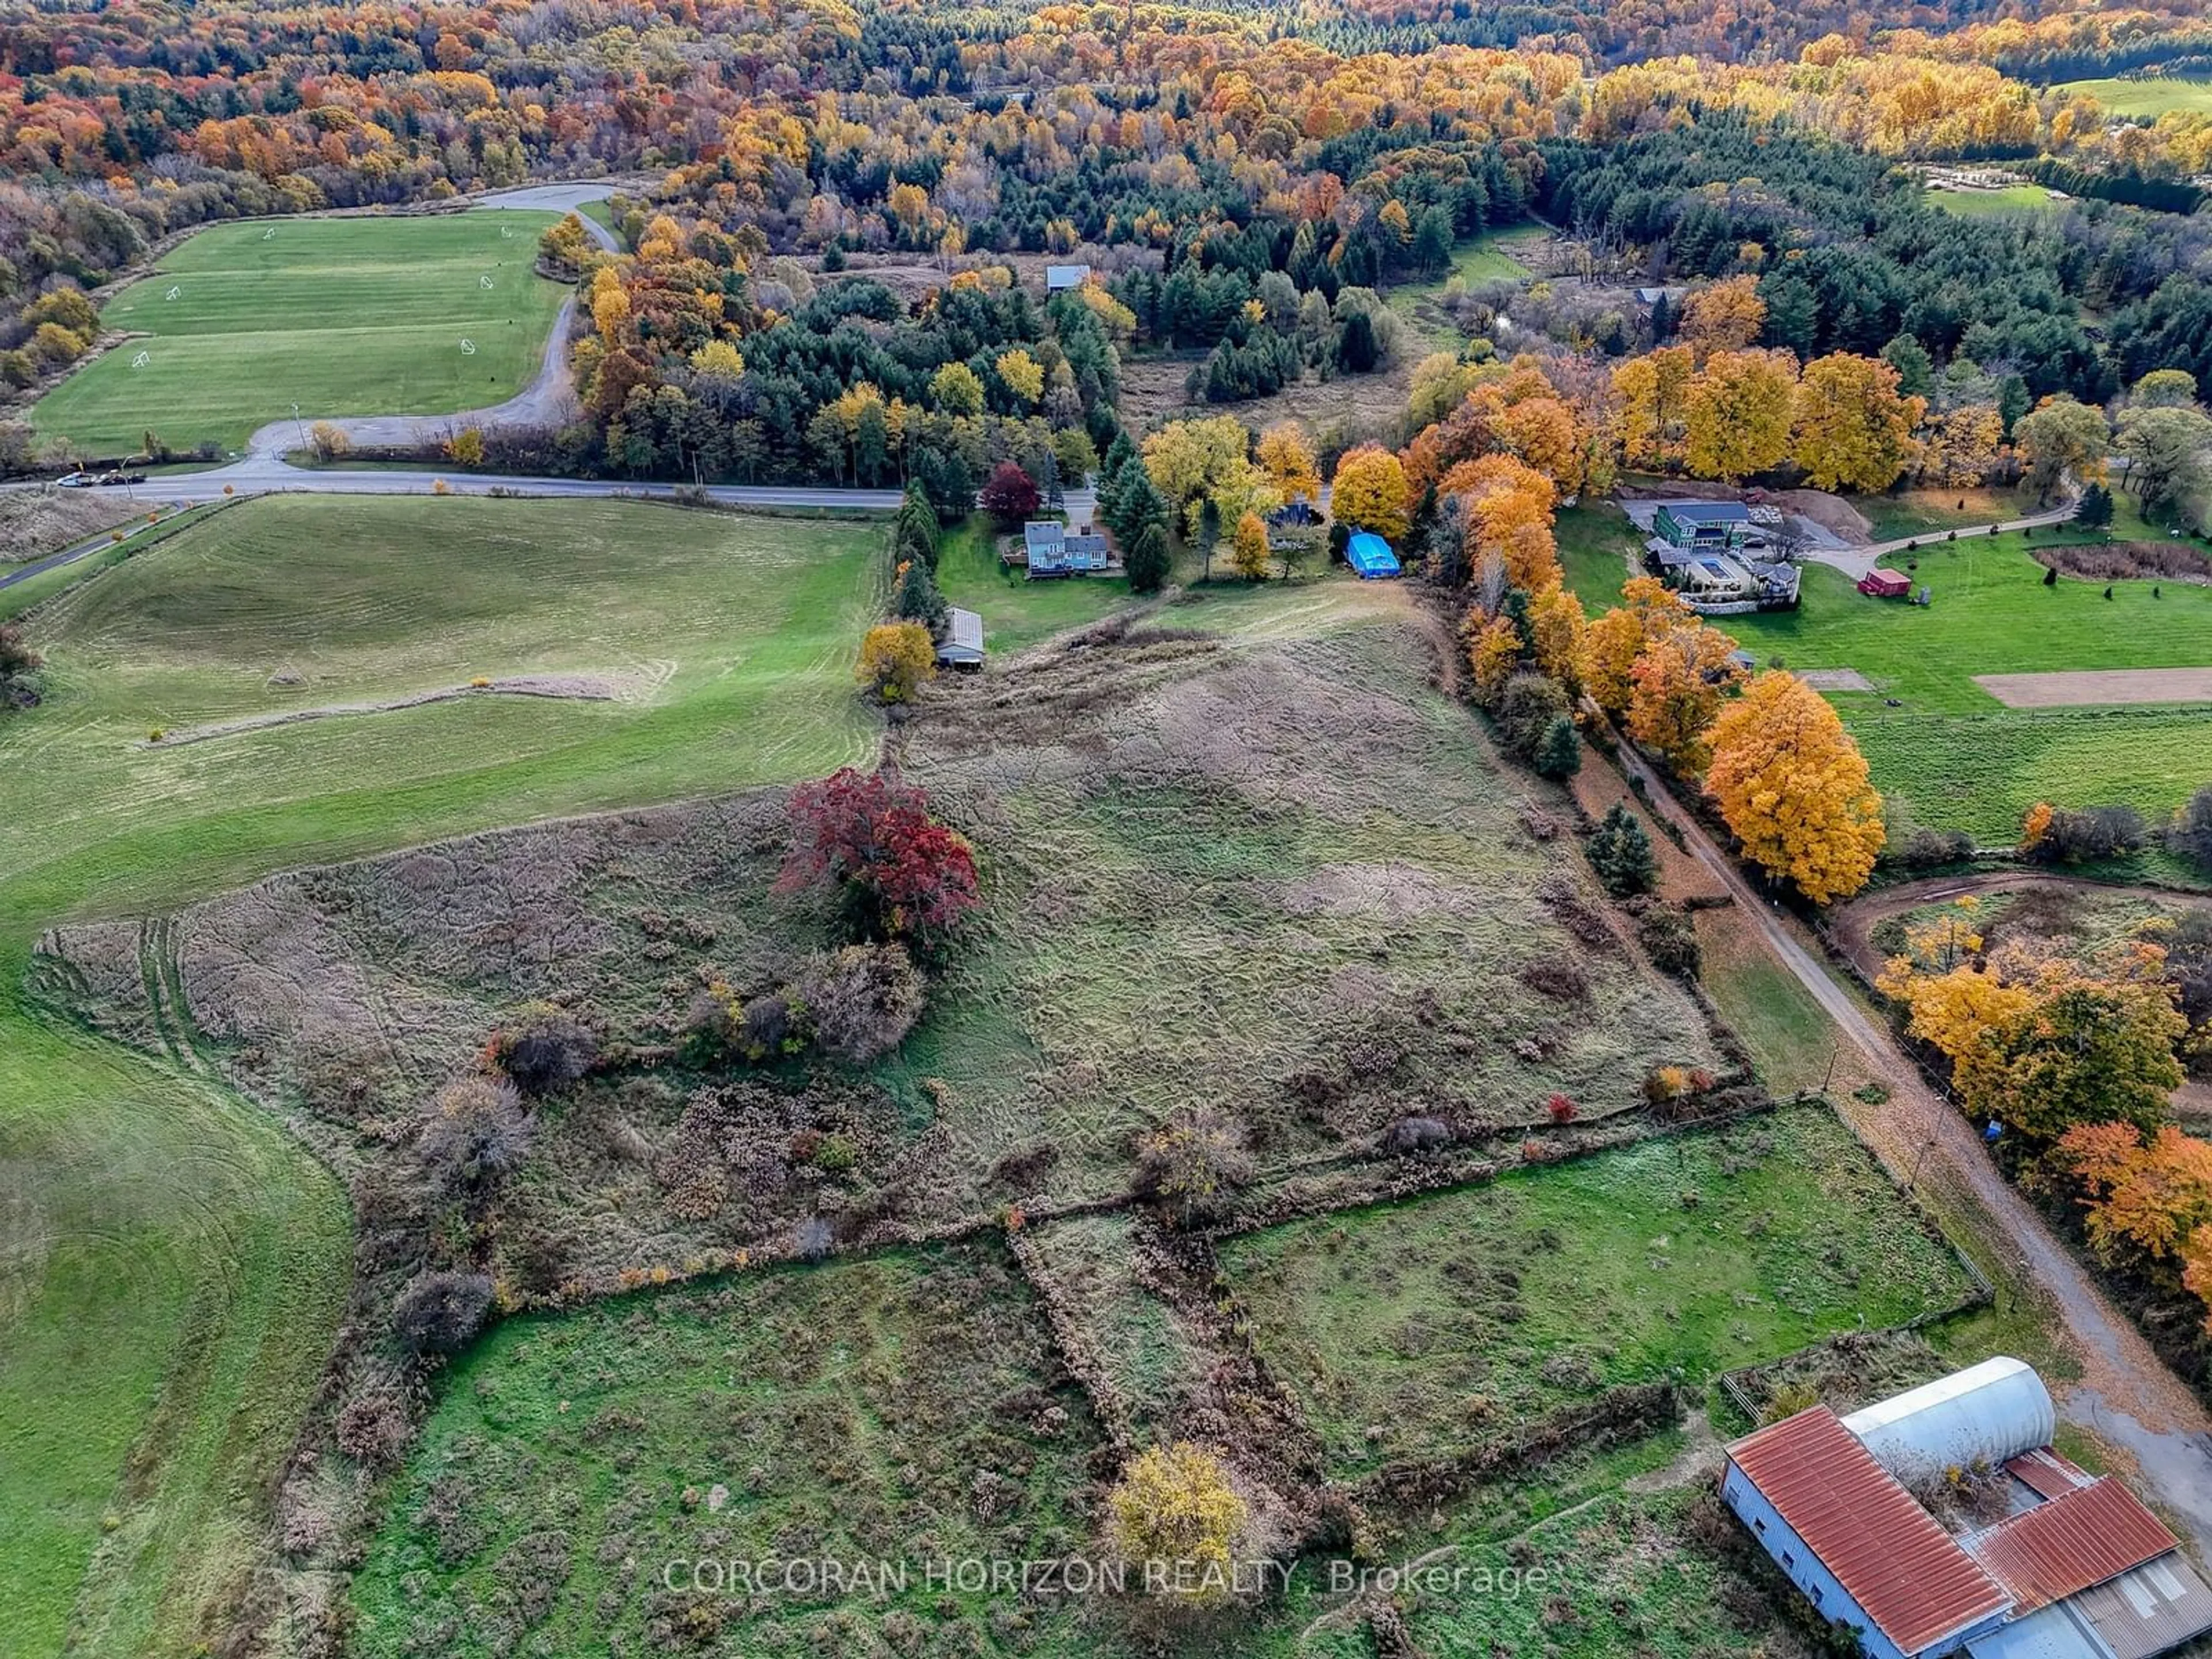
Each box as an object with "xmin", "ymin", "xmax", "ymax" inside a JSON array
[{"xmin": 1974, "ymin": 666, "xmax": 2212, "ymax": 706}]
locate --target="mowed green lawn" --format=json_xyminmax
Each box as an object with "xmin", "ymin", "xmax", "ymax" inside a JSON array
[
  {"xmin": 0, "ymin": 495, "xmax": 881, "ymax": 1658},
  {"xmin": 2058, "ymin": 75, "xmax": 2212, "ymax": 118},
  {"xmin": 1728, "ymin": 536, "xmax": 2212, "ymax": 839},
  {"xmin": 1923, "ymin": 184, "xmax": 2061, "ymax": 218},
  {"xmin": 31, "ymin": 211, "xmax": 566, "ymax": 456}
]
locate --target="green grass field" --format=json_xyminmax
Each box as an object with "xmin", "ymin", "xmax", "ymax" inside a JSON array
[
  {"xmin": 1724, "ymin": 536, "xmax": 2212, "ymax": 839},
  {"xmin": 2058, "ymin": 75, "xmax": 2212, "ymax": 118},
  {"xmin": 934, "ymin": 518, "xmax": 1128, "ymax": 650},
  {"xmin": 1555, "ymin": 500, "xmax": 1640, "ymax": 613},
  {"xmin": 1221, "ymin": 1106, "xmax": 1972, "ymax": 1478},
  {"xmin": 31, "ymin": 211, "xmax": 566, "ymax": 456},
  {"xmin": 0, "ymin": 495, "xmax": 882, "ymax": 1657},
  {"xmin": 1923, "ymin": 184, "xmax": 2061, "ymax": 217},
  {"xmin": 1388, "ymin": 224, "xmax": 1544, "ymax": 344}
]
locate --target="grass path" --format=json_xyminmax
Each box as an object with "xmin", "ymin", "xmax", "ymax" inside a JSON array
[
  {"xmin": 31, "ymin": 211, "xmax": 565, "ymax": 456},
  {"xmin": 0, "ymin": 495, "xmax": 882, "ymax": 1656}
]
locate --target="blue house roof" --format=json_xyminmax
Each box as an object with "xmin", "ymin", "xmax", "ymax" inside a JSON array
[{"xmin": 1346, "ymin": 531, "xmax": 1401, "ymax": 578}]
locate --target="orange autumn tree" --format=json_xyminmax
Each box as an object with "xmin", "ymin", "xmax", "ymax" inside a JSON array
[
  {"xmin": 1680, "ymin": 274, "xmax": 1766, "ymax": 357},
  {"xmin": 1626, "ymin": 612, "xmax": 1745, "ymax": 773},
  {"xmin": 1880, "ymin": 941, "xmax": 2184, "ymax": 1141},
  {"xmin": 1446, "ymin": 453, "xmax": 1560, "ymax": 593},
  {"xmin": 2058, "ymin": 1122, "xmax": 2212, "ymax": 1266},
  {"xmin": 1704, "ymin": 672, "xmax": 1885, "ymax": 903},
  {"xmin": 1580, "ymin": 577, "xmax": 1686, "ymax": 714}
]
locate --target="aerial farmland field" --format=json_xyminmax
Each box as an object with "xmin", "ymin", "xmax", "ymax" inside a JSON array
[
  {"xmin": 1726, "ymin": 536, "xmax": 2212, "ymax": 840},
  {"xmin": 29, "ymin": 212, "xmax": 566, "ymax": 456}
]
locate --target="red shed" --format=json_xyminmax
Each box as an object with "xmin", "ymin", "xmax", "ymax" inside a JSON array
[{"xmin": 1858, "ymin": 568, "xmax": 1912, "ymax": 597}]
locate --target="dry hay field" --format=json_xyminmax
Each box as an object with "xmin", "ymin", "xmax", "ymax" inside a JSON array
[{"xmin": 0, "ymin": 485, "xmax": 142, "ymax": 565}]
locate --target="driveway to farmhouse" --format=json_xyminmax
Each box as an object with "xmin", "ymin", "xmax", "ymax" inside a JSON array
[{"xmin": 1607, "ymin": 735, "xmax": 2212, "ymax": 1552}]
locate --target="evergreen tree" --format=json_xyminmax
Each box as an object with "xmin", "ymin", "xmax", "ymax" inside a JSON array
[
  {"xmin": 1126, "ymin": 521, "xmax": 1172, "ymax": 594},
  {"xmin": 2075, "ymin": 482, "xmax": 2115, "ymax": 529},
  {"xmin": 893, "ymin": 556, "xmax": 949, "ymax": 636},
  {"xmin": 1588, "ymin": 804, "xmax": 1658, "ymax": 896},
  {"xmin": 1535, "ymin": 714, "xmax": 1582, "ymax": 780}
]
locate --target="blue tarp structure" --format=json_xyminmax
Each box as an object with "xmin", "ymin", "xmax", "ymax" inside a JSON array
[{"xmin": 1346, "ymin": 531, "xmax": 1402, "ymax": 579}]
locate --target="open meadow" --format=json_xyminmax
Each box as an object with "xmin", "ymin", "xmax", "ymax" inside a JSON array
[
  {"xmin": 1922, "ymin": 184, "xmax": 2061, "ymax": 217},
  {"xmin": 3, "ymin": 491, "xmax": 2032, "ymax": 1658},
  {"xmin": 0, "ymin": 494, "xmax": 881, "ymax": 1654},
  {"xmin": 1221, "ymin": 1105, "xmax": 1974, "ymax": 1478},
  {"xmin": 2057, "ymin": 74, "xmax": 2212, "ymax": 117},
  {"xmin": 29, "ymin": 212, "xmax": 566, "ymax": 457},
  {"xmin": 1725, "ymin": 536, "xmax": 2212, "ymax": 840}
]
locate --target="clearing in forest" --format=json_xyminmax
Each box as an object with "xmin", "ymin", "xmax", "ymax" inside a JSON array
[{"xmin": 29, "ymin": 211, "xmax": 565, "ymax": 456}]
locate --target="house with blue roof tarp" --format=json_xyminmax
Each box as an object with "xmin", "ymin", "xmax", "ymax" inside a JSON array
[{"xmin": 1346, "ymin": 531, "xmax": 1401, "ymax": 579}]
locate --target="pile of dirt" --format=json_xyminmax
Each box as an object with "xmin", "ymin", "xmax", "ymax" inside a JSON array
[{"xmin": 1767, "ymin": 487, "xmax": 1873, "ymax": 544}]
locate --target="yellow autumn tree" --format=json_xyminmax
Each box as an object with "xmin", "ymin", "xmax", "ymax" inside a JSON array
[
  {"xmin": 1683, "ymin": 349, "xmax": 1798, "ymax": 482},
  {"xmin": 930, "ymin": 361, "xmax": 985, "ymax": 416},
  {"xmin": 1230, "ymin": 512, "xmax": 1271, "ymax": 581},
  {"xmin": 857, "ymin": 622, "xmax": 936, "ymax": 704},
  {"xmin": 1255, "ymin": 422, "xmax": 1321, "ymax": 503},
  {"xmin": 995, "ymin": 347, "xmax": 1044, "ymax": 406},
  {"xmin": 1527, "ymin": 584, "xmax": 1589, "ymax": 692},
  {"xmin": 1703, "ymin": 672, "xmax": 1886, "ymax": 904},
  {"xmin": 1680, "ymin": 275, "xmax": 1766, "ymax": 357},
  {"xmin": 1613, "ymin": 345, "xmax": 1694, "ymax": 470},
  {"xmin": 1627, "ymin": 614, "xmax": 1744, "ymax": 773},
  {"xmin": 1919, "ymin": 403, "xmax": 2008, "ymax": 489},
  {"xmin": 1791, "ymin": 353, "xmax": 1923, "ymax": 493},
  {"xmin": 1467, "ymin": 613, "xmax": 1523, "ymax": 709},
  {"xmin": 1107, "ymin": 1442, "xmax": 1248, "ymax": 1604},
  {"xmin": 1331, "ymin": 444, "xmax": 1410, "ymax": 542}
]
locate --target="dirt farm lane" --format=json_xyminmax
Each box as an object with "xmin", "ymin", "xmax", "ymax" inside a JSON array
[{"xmin": 1607, "ymin": 736, "xmax": 2212, "ymax": 1551}]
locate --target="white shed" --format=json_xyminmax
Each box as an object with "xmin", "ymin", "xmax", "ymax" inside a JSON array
[{"xmin": 1842, "ymin": 1358, "xmax": 2056, "ymax": 1488}]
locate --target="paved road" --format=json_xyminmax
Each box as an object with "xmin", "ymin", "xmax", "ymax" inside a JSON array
[{"xmin": 1605, "ymin": 732, "xmax": 2212, "ymax": 1550}]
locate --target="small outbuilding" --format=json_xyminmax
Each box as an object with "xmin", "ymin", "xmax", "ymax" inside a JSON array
[
  {"xmin": 1842, "ymin": 1357, "xmax": 2055, "ymax": 1490},
  {"xmin": 1045, "ymin": 263, "xmax": 1092, "ymax": 292},
  {"xmin": 935, "ymin": 607, "xmax": 984, "ymax": 669},
  {"xmin": 1859, "ymin": 567, "xmax": 1913, "ymax": 598},
  {"xmin": 1345, "ymin": 531, "xmax": 1402, "ymax": 579}
]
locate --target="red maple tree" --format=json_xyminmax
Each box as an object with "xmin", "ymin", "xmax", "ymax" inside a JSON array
[
  {"xmin": 779, "ymin": 767, "xmax": 980, "ymax": 940},
  {"xmin": 978, "ymin": 460, "xmax": 1040, "ymax": 525}
]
